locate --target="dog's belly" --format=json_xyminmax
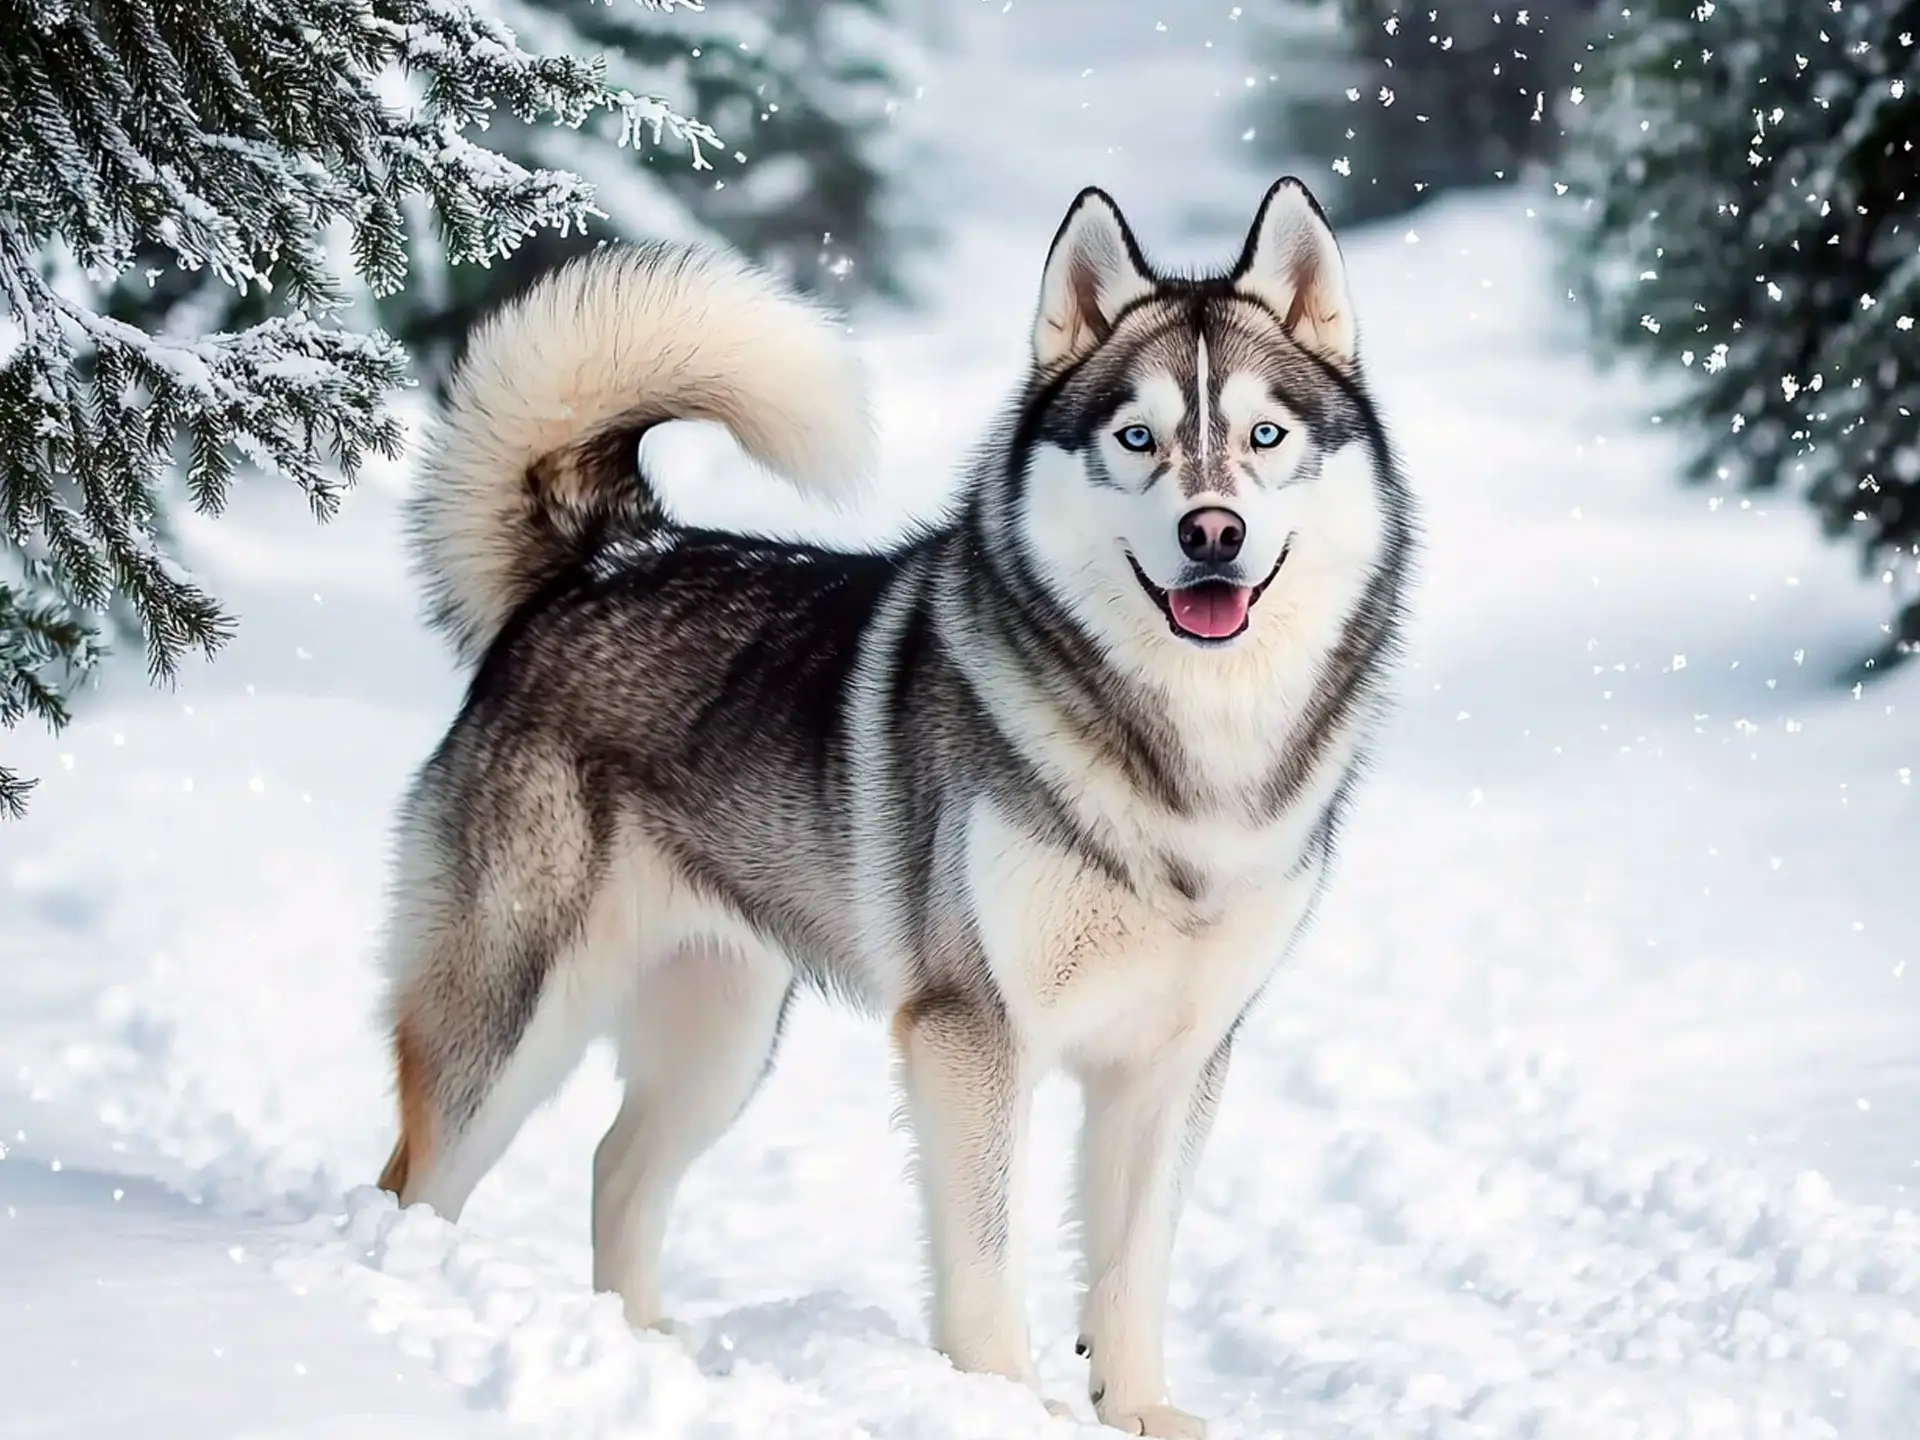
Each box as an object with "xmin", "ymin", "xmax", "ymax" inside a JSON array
[{"xmin": 963, "ymin": 801, "xmax": 1318, "ymax": 1068}]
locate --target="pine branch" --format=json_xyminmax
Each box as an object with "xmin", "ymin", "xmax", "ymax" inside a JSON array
[
  {"xmin": 378, "ymin": 0, "xmax": 916, "ymax": 386},
  {"xmin": 0, "ymin": 0, "xmax": 724, "ymax": 815},
  {"xmin": 1565, "ymin": 0, "xmax": 1920, "ymax": 677}
]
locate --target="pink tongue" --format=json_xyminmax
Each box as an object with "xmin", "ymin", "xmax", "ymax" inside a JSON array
[{"xmin": 1168, "ymin": 585, "xmax": 1251, "ymax": 639}]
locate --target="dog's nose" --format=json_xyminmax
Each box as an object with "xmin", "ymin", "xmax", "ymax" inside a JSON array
[{"xmin": 1177, "ymin": 507, "xmax": 1245, "ymax": 565}]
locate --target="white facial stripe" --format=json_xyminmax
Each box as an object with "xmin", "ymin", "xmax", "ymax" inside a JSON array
[{"xmin": 1195, "ymin": 333, "xmax": 1212, "ymax": 470}]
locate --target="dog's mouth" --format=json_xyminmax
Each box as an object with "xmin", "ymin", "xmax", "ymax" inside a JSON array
[{"xmin": 1126, "ymin": 542, "xmax": 1291, "ymax": 646}]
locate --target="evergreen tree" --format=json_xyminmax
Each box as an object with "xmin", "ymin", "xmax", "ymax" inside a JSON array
[
  {"xmin": 1245, "ymin": 0, "xmax": 1598, "ymax": 227},
  {"xmin": 1566, "ymin": 0, "xmax": 1920, "ymax": 674},
  {"xmin": 379, "ymin": 0, "xmax": 917, "ymax": 384},
  {"xmin": 0, "ymin": 0, "xmax": 719, "ymax": 816}
]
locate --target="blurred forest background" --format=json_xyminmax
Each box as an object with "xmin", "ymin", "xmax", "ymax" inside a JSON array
[{"xmin": 2, "ymin": 0, "xmax": 1915, "ymax": 813}]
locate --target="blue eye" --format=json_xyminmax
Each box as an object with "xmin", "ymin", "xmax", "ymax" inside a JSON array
[
  {"xmin": 1115, "ymin": 424, "xmax": 1155, "ymax": 453},
  {"xmin": 1250, "ymin": 422, "xmax": 1285, "ymax": 450}
]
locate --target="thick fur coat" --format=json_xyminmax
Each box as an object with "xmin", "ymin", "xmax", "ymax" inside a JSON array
[{"xmin": 375, "ymin": 178, "xmax": 1415, "ymax": 1437}]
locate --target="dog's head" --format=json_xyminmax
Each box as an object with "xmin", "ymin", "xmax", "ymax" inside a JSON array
[{"xmin": 1001, "ymin": 179, "xmax": 1394, "ymax": 675}]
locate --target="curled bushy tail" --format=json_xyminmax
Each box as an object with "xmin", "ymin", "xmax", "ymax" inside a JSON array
[{"xmin": 406, "ymin": 242, "xmax": 876, "ymax": 665}]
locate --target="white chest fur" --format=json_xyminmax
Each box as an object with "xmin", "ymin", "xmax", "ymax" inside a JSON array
[{"xmin": 963, "ymin": 796, "xmax": 1326, "ymax": 1071}]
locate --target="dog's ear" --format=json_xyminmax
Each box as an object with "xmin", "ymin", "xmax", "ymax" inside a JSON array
[
  {"xmin": 1233, "ymin": 178, "xmax": 1357, "ymax": 366},
  {"xmin": 1032, "ymin": 188, "xmax": 1155, "ymax": 370}
]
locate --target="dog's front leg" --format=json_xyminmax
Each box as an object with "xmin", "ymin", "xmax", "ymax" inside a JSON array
[
  {"xmin": 892, "ymin": 994, "xmax": 1046, "ymax": 1396},
  {"xmin": 1073, "ymin": 1033, "xmax": 1233, "ymax": 1439}
]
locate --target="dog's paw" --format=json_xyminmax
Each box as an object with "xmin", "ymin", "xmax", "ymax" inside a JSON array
[
  {"xmin": 1096, "ymin": 1402, "xmax": 1207, "ymax": 1438},
  {"xmin": 643, "ymin": 1316, "xmax": 697, "ymax": 1351}
]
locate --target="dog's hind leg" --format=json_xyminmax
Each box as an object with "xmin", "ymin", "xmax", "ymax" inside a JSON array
[
  {"xmin": 592, "ymin": 933, "xmax": 794, "ymax": 1330},
  {"xmin": 381, "ymin": 959, "xmax": 607, "ymax": 1223},
  {"xmin": 376, "ymin": 759, "xmax": 616, "ymax": 1222}
]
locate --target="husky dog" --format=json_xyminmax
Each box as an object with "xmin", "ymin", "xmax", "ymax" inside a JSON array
[{"xmin": 375, "ymin": 177, "xmax": 1413, "ymax": 1437}]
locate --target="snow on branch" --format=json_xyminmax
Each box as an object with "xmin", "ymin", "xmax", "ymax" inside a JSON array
[
  {"xmin": 0, "ymin": 0, "xmax": 722, "ymax": 815},
  {"xmin": 1564, "ymin": 0, "xmax": 1920, "ymax": 679}
]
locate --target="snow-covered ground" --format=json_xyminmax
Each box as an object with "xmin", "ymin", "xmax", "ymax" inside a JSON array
[{"xmin": 5, "ymin": 4, "xmax": 1918, "ymax": 1437}]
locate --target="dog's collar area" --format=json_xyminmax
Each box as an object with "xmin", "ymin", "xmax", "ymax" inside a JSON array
[{"xmin": 1126, "ymin": 540, "xmax": 1290, "ymax": 646}]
